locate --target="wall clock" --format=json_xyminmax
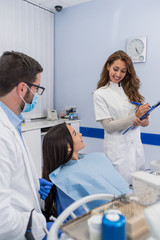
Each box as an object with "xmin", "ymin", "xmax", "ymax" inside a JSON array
[{"xmin": 126, "ymin": 37, "xmax": 147, "ymax": 63}]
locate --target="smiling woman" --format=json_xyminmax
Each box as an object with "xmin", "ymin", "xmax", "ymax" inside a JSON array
[
  {"xmin": 106, "ymin": 59, "xmax": 127, "ymax": 84},
  {"xmin": 94, "ymin": 50, "xmax": 150, "ymax": 184},
  {"xmin": 67, "ymin": 124, "xmax": 85, "ymax": 160},
  {"xmin": 42, "ymin": 122, "xmax": 131, "ymax": 222}
]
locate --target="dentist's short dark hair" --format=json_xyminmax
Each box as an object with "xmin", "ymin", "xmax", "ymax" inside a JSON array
[{"xmin": 0, "ymin": 51, "xmax": 43, "ymax": 96}]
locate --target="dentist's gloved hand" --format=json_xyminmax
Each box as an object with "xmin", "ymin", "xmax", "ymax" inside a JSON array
[{"xmin": 39, "ymin": 178, "xmax": 53, "ymax": 200}]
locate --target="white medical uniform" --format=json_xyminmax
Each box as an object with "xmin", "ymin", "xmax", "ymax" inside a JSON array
[
  {"xmin": 94, "ymin": 82, "xmax": 145, "ymax": 183},
  {"xmin": 0, "ymin": 107, "xmax": 46, "ymax": 240}
]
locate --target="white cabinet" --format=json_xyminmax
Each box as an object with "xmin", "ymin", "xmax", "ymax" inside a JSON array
[{"xmin": 22, "ymin": 119, "xmax": 80, "ymax": 177}]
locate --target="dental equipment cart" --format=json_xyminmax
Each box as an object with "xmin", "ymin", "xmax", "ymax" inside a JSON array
[{"xmin": 48, "ymin": 171, "xmax": 160, "ymax": 240}]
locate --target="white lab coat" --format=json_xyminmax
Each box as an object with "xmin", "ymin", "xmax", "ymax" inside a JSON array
[
  {"xmin": 0, "ymin": 106, "xmax": 46, "ymax": 240},
  {"xmin": 94, "ymin": 82, "xmax": 145, "ymax": 183}
]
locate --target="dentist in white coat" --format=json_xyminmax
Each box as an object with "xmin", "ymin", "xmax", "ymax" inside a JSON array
[
  {"xmin": 94, "ymin": 50, "xmax": 150, "ymax": 183},
  {"xmin": 0, "ymin": 51, "xmax": 52, "ymax": 240}
]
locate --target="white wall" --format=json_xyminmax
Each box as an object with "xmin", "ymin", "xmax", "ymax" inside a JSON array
[
  {"xmin": 54, "ymin": 0, "xmax": 160, "ymax": 166},
  {"xmin": 0, "ymin": 0, "xmax": 54, "ymax": 119}
]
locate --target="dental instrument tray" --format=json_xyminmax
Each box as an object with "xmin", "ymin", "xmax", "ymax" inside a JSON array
[
  {"xmin": 123, "ymin": 101, "xmax": 160, "ymax": 134},
  {"xmin": 60, "ymin": 195, "xmax": 150, "ymax": 240}
]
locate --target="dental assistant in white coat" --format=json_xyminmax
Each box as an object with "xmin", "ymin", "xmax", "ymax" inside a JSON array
[
  {"xmin": 0, "ymin": 51, "xmax": 53, "ymax": 240},
  {"xmin": 94, "ymin": 50, "xmax": 150, "ymax": 183}
]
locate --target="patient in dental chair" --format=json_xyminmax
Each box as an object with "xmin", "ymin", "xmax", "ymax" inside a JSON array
[{"xmin": 42, "ymin": 122, "xmax": 131, "ymax": 221}]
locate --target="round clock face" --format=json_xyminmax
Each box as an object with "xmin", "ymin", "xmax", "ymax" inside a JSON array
[{"xmin": 127, "ymin": 39, "xmax": 144, "ymax": 58}]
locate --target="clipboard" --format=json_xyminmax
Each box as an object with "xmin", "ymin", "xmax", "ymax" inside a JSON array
[{"xmin": 123, "ymin": 101, "xmax": 160, "ymax": 135}]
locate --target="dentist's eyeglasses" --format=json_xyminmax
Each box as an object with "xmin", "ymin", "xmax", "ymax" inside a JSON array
[{"xmin": 25, "ymin": 82, "xmax": 45, "ymax": 95}]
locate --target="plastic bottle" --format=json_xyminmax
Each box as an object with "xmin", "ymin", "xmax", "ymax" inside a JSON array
[
  {"xmin": 102, "ymin": 212, "xmax": 126, "ymax": 240},
  {"xmin": 87, "ymin": 215, "xmax": 102, "ymax": 240}
]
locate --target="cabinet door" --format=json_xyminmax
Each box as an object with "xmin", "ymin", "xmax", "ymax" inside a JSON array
[{"xmin": 22, "ymin": 129, "xmax": 42, "ymax": 177}]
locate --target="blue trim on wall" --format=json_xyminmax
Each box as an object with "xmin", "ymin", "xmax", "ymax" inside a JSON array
[
  {"xmin": 80, "ymin": 127, "xmax": 104, "ymax": 139},
  {"xmin": 80, "ymin": 127, "xmax": 160, "ymax": 146},
  {"xmin": 141, "ymin": 133, "xmax": 160, "ymax": 146}
]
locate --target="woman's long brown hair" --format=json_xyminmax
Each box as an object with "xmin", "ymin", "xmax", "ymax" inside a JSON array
[
  {"xmin": 97, "ymin": 50, "xmax": 144, "ymax": 103},
  {"xmin": 42, "ymin": 123, "xmax": 73, "ymax": 219}
]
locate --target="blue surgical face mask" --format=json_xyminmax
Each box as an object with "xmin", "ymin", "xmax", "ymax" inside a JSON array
[
  {"xmin": 20, "ymin": 84, "xmax": 38, "ymax": 112},
  {"xmin": 23, "ymin": 93, "xmax": 38, "ymax": 112}
]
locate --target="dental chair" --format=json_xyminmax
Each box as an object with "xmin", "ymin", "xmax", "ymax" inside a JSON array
[
  {"xmin": 47, "ymin": 193, "xmax": 114, "ymax": 240},
  {"xmin": 55, "ymin": 188, "xmax": 87, "ymax": 221}
]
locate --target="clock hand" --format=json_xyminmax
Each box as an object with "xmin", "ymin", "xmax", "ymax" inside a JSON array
[{"xmin": 135, "ymin": 47, "xmax": 140, "ymax": 54}]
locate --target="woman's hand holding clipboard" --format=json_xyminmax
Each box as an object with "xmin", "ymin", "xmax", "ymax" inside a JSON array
[{"xmin": 123, "ymin": 101, "xmax": 160, "ymax": 135}]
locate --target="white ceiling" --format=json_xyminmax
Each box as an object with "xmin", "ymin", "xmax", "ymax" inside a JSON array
[{"xmin": 25, "ymin": 0, "xmax": 92, "ymax": 13}]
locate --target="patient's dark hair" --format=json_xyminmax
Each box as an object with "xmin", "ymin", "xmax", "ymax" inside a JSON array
[{"xmin": 42, "ymin": 122, "xmax": 73, "ymax": 219}]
